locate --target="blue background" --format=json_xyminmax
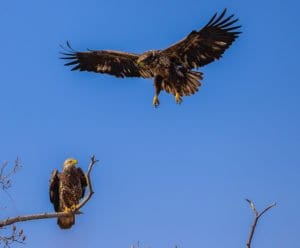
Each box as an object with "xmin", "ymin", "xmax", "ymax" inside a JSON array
[{"xmin": 0, "ymin": 0, "xmax": 299, "ymax": 247}]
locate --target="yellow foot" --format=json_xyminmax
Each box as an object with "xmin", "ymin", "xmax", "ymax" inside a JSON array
[
  {"xmin": 64, "ymin": 204, "xmax": 78, "ymax": 212},
  {"xmin": 152, "ymin": 95, "xmax": 160, "ymax": 108},
  {"xmin": 70, "ymin": 204, "xmax": 78, "ymax": 212},
  {"xmin": 64, "ymin": 206, "xmax": 72, "ymax": 213},
  {"xmin": 175, "ymin": 93, "xmax": 183, "ymax": 104}
]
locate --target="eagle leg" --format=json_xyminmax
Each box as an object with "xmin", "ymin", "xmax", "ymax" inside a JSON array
[
  {"xmin": 175, "ymin": 92, "xmax": 183, "ymax": 104},
  {"xmin": 153, "ymin": 95, "xmax": 160, "ymax": 107},
  {"xmin": 153, "ymin": 75, "xmax": 163, "ymax": 108}
]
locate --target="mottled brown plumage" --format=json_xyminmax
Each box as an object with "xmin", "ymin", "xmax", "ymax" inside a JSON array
[
  {"xmin": 61, "ymin": 9, "xmax": 241, "ymax": 107},
  {"xmin": 49, "ymin": 158, "xmax": 87, "ymax": 229}
]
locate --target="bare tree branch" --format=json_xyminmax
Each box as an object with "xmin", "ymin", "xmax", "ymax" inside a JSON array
[
  {"xmin": 131, "ymin": 241, "xmax": 154, "ymax": 248},
  {"xmin": 76, "ymin": 155, "xmax": 99, "ymax": 210},
  {"xmin": 0, "ymin": 155, "xmax": 98, "ymax": 228},
  {"xmin": 0, "ymin": 211, "xmax": 82, "ymax": 228},
  {"xmin": 0, "ymin": 158, "xmax": 21, "ymax": 190},
  {"xmin": 245, "ymin": 199, "xmax": 276, "ymax": 248},
  {"xmin": 0, "ymin": 158, "xmax": 25, "ymax": 247},
  {"xmin": 0, "ymin": 225, "xmax": 26, "ymax": 248}
]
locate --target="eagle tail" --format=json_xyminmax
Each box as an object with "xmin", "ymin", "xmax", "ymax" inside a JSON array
[
  {"xmin": 57, "ymin": 215, "xmax": 75, "ymax": 229},
  {"xmin": 161, "ymin": 70, "xmax": 203, "ymax": 96},
  {"xmin": 180, "ymin": 71, "xmax": 203, "ymax": 96}
]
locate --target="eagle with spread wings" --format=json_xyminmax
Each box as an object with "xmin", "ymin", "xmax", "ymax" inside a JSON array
[
  {"xmin": 49, "ymin": 158, "xmax": 87, "ymax": 229},
  {"xmin": 61, "ymin": 9, "xmax": 241, "ymax": 107}
]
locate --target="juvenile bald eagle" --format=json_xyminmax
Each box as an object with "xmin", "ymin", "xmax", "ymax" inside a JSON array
[
  {"xmin": 49, "ymin": 158, "xmax": 87, "ymax": 229},
  {"xmin": 61, "ymin": 9, "xmax": 241, "ymax": 107}
]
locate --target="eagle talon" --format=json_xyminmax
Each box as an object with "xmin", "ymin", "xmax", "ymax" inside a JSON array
[
  {"xmin": 64, "ymin": 206, "xmax": 72, "ymax": 213},
  {"xmin": 64, "ymin": 204, "xmax": 78, "ymax": 213},
  {"xmin": 70, "ymin": 204, "xmax": 78, "ymax": 212},
  {"xmin": 175, "ymin": 93, "xmax": 183, "ymax": 104},
  {"xmin": 152, "ymin": 95, "xmax": 160, "ymax": 107}
]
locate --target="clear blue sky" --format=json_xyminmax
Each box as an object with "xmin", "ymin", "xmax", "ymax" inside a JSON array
[{"xmin": 0, "ymin": 0, "xmax": 299, "ymax": 247}]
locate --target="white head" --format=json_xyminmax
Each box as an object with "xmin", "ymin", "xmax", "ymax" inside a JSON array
[{"xmin": 63, "ymin": 158, "xmax": 78, "ymax": 171}]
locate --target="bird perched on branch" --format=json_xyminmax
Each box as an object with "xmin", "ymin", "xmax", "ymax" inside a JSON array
[
  {"xmin": 49, "ymin": 158, "xmax": 87, "ymax": 229},
  {"xmin": 61, "ymin": 9, "xmax": 241, "ymax": 107}
]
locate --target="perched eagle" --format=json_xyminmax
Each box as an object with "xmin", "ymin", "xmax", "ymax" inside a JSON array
[
  {"xmin": 61, "ymin": 9, "xmax": 241, "ymax": 107},
  {"xmin": 49, "ymin": 158, "xmax": 87, "ymax": 229}
]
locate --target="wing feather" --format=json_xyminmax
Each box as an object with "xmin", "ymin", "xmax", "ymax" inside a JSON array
[
  {"xmin": 49, "ymin": 170, "xmax": 60, "ymax": 212},
  {"xmin": 162, "ymin": 9, "xmax": 241, "ymax": 69},
  {"xmin": 61, "ymin": 44, "xmax": 152, "ymax": 78}
]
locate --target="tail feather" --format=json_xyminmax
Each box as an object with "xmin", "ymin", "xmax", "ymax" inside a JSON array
[
  {"xmin": 161, "ymin": 70, "xmax": 203, "ymax": 97},
  {"xmin": 57, "ymin": 215, "xmax": 75, "ymax": 229},
  {"xmin": 179, "ymin": 71, "xmax": 203, "ymax": 96}
]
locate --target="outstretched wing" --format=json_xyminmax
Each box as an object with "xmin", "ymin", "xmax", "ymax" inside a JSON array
[
  {"xmin": 76, "ymin": 167, "xmax": 87, "ymax": 198},
  {"xmin": 49, "ymin": 169, "xmax": 60, "ymax": 212},
  {"xmin": 162, "ymin": 9, "xmax": 241, "ymax": 69},
  {"xmin": 61, "ymin": 43, "xmax": 152, "ymax": 78}
]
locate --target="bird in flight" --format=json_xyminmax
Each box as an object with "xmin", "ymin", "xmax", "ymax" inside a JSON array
[{"xmin": 61, "ymin": 9, "xmax": 241, "ymax": 107}]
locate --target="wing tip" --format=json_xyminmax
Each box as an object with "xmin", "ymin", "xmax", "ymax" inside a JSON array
[
  {"xmin": 59, "ymin": 41, "xmax": 78, "ymax": 57},
  {"xmin": 206, "ymin": 8, "xmax": 241, "ymax": 30},
  {"xmin": 59, "ymin": 41, "xmax": 82, "ymax": 71}
]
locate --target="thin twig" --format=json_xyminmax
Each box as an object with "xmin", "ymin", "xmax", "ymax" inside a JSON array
[
  {"xmin": 245, "ymin": 199, "xmax": 276, "ymax": 248},
  {"xmin": 0, "ymin": 156, "xmax": 98, "ymax": 228},
  {"xmin": 0, "ymin": 159, "xmax": 21, "ymax": 190},
  {"xmin": 0, "ymin": 224, "xmax": 26, "ymax": 247},
  {"xmin": 0, "ymin": 158, "xmax": 25, "ymax": 247}
]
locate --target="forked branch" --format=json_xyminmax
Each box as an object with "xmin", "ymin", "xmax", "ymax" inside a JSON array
[
  {"xmin": 246, "ymin": 199, "xmax": 276, "ymax": 248},
  {"xmin": 76, "ymin": 155, "xmax": 98, "ymax": 210},
  {"xmin": 0, "ymin": 225, "xmax": 26, "ymax": 247},
  {"xmin": 0, "ymin": 155, "xmax": 99, "ymax": 228}
]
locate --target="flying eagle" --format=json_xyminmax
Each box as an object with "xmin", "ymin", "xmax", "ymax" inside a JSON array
[
  {"xmin": 49, "ymin": 158, "xmax": 87, "ymax": 229},
  {"xmin": 61, "ymin": 9, "xmax": 241, "ymax": 107}
]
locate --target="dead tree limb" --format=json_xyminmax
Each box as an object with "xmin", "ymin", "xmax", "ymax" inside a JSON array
[
  {"xmin": 0, "ymin": 158, "xmax": 25, "ymax": 247},
  {"xmin": 0, "ymin": 211, "xmax": 82, "ymax": 228},
  {"xmin": 76, "ymin": 155, "xmax": 98, "ymax": 210},
  {"xmin": 0, "ymin": 224, "xmax": 26, "ymax": 248},
  {"xmin": 0, "ymin": 158, "xmax": 21, "ymax": 190},
  {"xmin": 246, "ymin": 199, "xmax": 276, "ymax": 248},
  {"xmin": 0, "ymin": 155, "xmax": 99, "ymax": 228}
]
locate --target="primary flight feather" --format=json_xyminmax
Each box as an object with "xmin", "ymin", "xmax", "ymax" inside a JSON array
[{"xmin": 61, "ymin": 9, "xmax": 241, "ymax": 107}]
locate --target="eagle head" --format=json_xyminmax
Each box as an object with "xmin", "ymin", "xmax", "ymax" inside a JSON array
[
  {"xmin": 137, "ymin": 50, "xmax": 159, "ymax": 67},
  {"xmin": 63, "ymin": 158, "xmax": 78, "ymax": 171}
]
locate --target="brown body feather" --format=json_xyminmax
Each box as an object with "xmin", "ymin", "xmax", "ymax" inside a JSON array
[
  {"xmin": 61, "ymin": 9, "xmax": 241, "ymax": 105},
  {"xmin": 49, "ymin": 167, "xmax": 87, "ymax": 229}
]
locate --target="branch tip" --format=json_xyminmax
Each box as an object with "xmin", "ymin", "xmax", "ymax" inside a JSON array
[{"xmin": 246, "ymin": 199, "xmax": 276, "ymax": 248}]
